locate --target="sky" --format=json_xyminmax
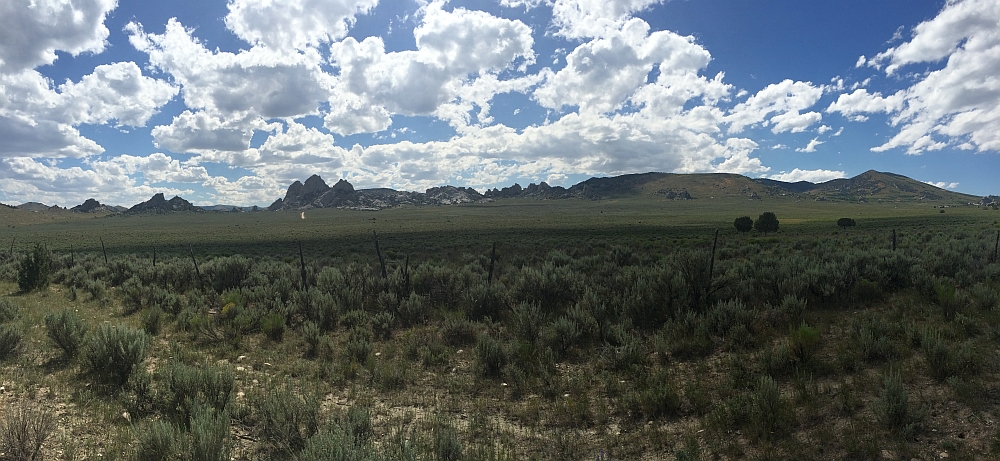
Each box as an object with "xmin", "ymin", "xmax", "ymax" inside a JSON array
[{"xmin": 1, "ymin": 0, "xmax": 999, "ymax": 207}]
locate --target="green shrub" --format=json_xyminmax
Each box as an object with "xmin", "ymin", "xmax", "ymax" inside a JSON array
[
  {"xmin": 0, "ymin": 324, "xmax": 24, "ymax": 361},
  {"xmin": 441, "ymin": 317, "xmax": 478, "ymax": 346},
  {"xmin": 44, "ymin": 309, "xmax": 87, "ymax": 358},
  {"xmin": 164, "ymin": 362, "xmax": 235, "ymax": 424},
  {"xmin": 475, "ymin": 333, "xmax": 506, "ymax": 379},
  {"xmin": 261, "ymin": 311, "xmax": 286, "ymax": 342},
  {"xmin": 142, "ymin": 306, "xmax": 163, "ymax": 336},
  {"xmin": 125, "ymin": 368, "xmax": 156, "ymax": 418},
  {"xmin": 302, "ymin": 321, "xmax": 321, "ymax": 358},
  {"xmin": 542, "ymin": 316, "xmax": 581, "ymax": 358},
  {"xmin": 345, "ymin": 327, "xmax": 373, "ymax": 364},
  {"xmin": 0, "ymin": 402, "xmax": 55, "ymax": 461},
  {"xmin": 509, "ymin": 301, "xmax": 542, "ymax": 343},
  {"xmin": 922, "ymin": 329, "xmax": 979, "ymax": 381},
  {"xmin": 135, "ymin": 420, "xmax": 183, "ymax": 461},
  {"xmin": 371, "ymin": 311, "xmax": 394, "ymax": 340},
  {"xmin": 788, "ymin": 322, "xmax": 820, "ymax": 365},
  {"xmin": 248, "ymin": 385, "xmax": 319, "ymax": 457},
  {"xmin": 875, "ymin": 368, "xmax": 922, "ymax": 435},
  {"xmin": 396, "ymin": 292, "xmax": 428, "ymax": 327},
  {"xmin": 82, "ymin": 324, "xmax": 150, "ymax": 389},
  {"xmin": 633, "ymin": 369, "xmax": 681, "ymax": 420},
  {"xmin": 17, "ymin": 243, "xmax": 51, "ymax": 293},
  {"xmin": 750, "ymin": 375, "xmax": 791, "ymax": 440},
  {"xmin": 0, "ymin": 299, "xmax": 18, "ymax": 323},
  {"xmin": 433, "ymin": 420, "xmax": 464, "ymax": 461},
  {"xmin": 189, "ymin": 405, "xmax": 230, "ymax": 461}
]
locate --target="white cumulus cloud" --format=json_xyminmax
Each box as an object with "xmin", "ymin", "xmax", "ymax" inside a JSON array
[
  {"xmin": 844, "ymin": 0, "xmax": 1000, "ymax": 154},
  {"xmin": 0, "ymin": 0, "xmax": 116, "ymax": 74},
  {"xmin": 726, "ymin": 79, "xmax": 824, "ymax": 134},
  {"xmin": 768, "ymin": 168, "xmax": 846, "ymax": 183},
  {"xmin": 225, "ymin": 0, "xmax": 378, "ymax": 50}
]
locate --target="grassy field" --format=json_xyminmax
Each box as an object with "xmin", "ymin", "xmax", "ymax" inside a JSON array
[{"xmin": 0, "ymin": 197, "xmax": 998, "ymax": 460}]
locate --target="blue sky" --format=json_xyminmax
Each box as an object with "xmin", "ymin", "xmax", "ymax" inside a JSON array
[{"xmin": 1, "ymin": 0, "xmax": 998, "ymax": 207}]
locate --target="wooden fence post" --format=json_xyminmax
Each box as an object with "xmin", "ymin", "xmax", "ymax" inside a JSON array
[
  {"xmin": 892, "ymin": 229, "xmax": 897, "ymax": 252},
  {"xmin": 189, "ymin": 245, "xmax": 203, "ymax": 290},
  {"xmin": 707, "ymin": 229, "xmax": 719, "ymax": 298},
  {"xmin": 100, "ymin": 237, "xmax": 108, "ymax": 264},
  {"xmin": 373, "ymin": 231, "xmax": 387, "ymax": 278},
  {"xmin": 487, "ymin": 242, "xmax": 497, "ymax": 285},
  {"xmin": 404, "ymin": 254, "xmax": 410, "ymax": 294},
  {"xmin": 994, "ymin": 229, "xmax": 999, "ymax": 262},
  {"xmin": 298, "ymin": 240, "xmax": 308, "ymax": 290}
]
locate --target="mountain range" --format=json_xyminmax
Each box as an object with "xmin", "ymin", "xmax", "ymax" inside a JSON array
[{"xmin": 3, "ymin": 170, "xmax": 992, "ymax": 214}]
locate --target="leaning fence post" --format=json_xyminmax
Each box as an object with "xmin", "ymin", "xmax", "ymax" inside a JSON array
[
  {"xmin": 373, "ymin": 231, "xmax": 387, "ymax": 278},
  {"xmin": 404, "ymin": 254, "xmax": 410, "ymax": 294},
  {"xmin": 189, "ymin": 245, "xmax": 203, "ymax": 289},
  {"xmin": 152, "ymin": 247, "xmax": 157, "ymax": 268},
  {"xmin": 707, "ymin": 229, "xmax": 719, "ymax": 298},
  {"xmin": 100, "ymin": 237, "xmax": 108, "ymax": 264},
  {"xmin": 892, "ymin": 229, "xmax": 897, "ymax": 252},
  {"xmin": 487, "ymin": 242, "xmax": 497, "ymax": 285},
  {"xmin": 298, "ymin": 240, "xmax": 308, "ymax": 290},
  {"xmin": 994, "ymin": 229, "xmax": 999, "ymax": 262}
]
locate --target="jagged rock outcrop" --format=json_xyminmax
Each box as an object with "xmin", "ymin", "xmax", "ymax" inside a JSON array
[
  {"xmin": 71, "ymin": 198, "xmax": 122, "ymax": 213},
  {"xmin": 981, "ymin": 195, "xmax": 999, "ymax": 206},
  {"xmin": 657, "ymin": 189, "xmax": 693, "ymax": 200},
  {"xmin": 483, "ymin": 182, "xmax": 570, "ymax": 199},
  {"xmin": 271, "ymin": 176, "xmax": 497, "ymax": 210},
  {"xmin": 128, "ymin": 193, "xmax": 201, "ymax": 214}
]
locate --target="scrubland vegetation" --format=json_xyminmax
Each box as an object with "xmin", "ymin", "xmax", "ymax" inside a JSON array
[{"xmin": 0, "ymin": 200, "xmax": 999, "ymax": 460}]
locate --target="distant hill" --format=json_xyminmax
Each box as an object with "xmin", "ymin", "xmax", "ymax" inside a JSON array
[
  {"xmin": 128, "ymin": 193, "xmax": 201, "ymax": 214},
  {"xmin": 757, "ymin": 170, "xmax": 979, "ymax": 203},
  {"xmin": 266, "ymin": 170, "xmax": 982, "ymax": 211},
  {"xmin": 17, "ymin": 202, "xmax": 54, "ymax": 212}
]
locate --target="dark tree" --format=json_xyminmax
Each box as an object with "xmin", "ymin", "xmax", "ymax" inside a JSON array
[
  {"xmin": 754, "ymin": 212, "xmax": 779, "ymax": 235},
  {"xmin": 734, "ymin": 216, "xmax": 753, "ymax": 233},
  {"xmin": 837, "ymin": 217, "xmax": 857, "ymax": 229}
]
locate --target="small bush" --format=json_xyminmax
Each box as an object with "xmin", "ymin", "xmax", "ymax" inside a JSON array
[
  {"xmin": 189, "ymin": 405, "xmax": 230, "ymax": 461},
  {"xmin": 302, "ymin": 321, "xmax": 321, "ymax": 358},
  {"xmin": 510, "ymin": 301, "xmax": 543, "ymax": 343},
  {"xmin": 750, "ymin": 375, "xmax": 791, "ymax": 440},
  {"xmin": 44, "ymin": 309, "xmax": 88, "ymax": 358},
  {"xmin": 433, "ymin": 420, "xmax": 464, "ymax": 461},
  {"xmin": 875, "ymin": 368, "xmax": 922, "ymax": 435},
  {"xmin": 788, "ymin": 322, "xmax": 820, "ymax": 365},
  {"xmin": 248, "ymin": 385, "xmax": 320, "ymax": 457},
  {"xmin": 441, "ymin": 317, "xmax": 477, "ymax": 346},
  {"xmin": 0, "ymin": 402, "xmax": 55, "ymax": 461},
  {"xmin": 0, "ymin": 324, "xmax": 24, "ymax": 361},
  {"xmin": 922, "ymin": 329, "xmax": 979, "ymax": 381},
  {"xmin": 0, "ymin": 299, "xmax": 18, "ymax": 323},
  {"xmin": 164, "ymin": 362, "xmax": 235, "ymax": 424},
  {"xmin": 82, "ymin": 324, "xmax": 150, "ymax": 389},
  {"xmin": 261, "ymin": 311, "xmax": 286, "ymax": 342},
  {"xmin": 475, "ymin": 333, "xmax": 506, "ymax": 379},
  {"xmin": 632, "ymin": 369, "xmax": 681, "ymax": 420},
  {"xmin": 17, "ymin": 243, "xmax": 51, "ymax": 293},
  {"xmin": 371, "ymin": 311, "xmax": 394, "ymax": 340},
  {"xmin": 142, "ymin": 306, "xmax": 163, "ymax": 336},
  {"xmin": 135, "ymin": 420, "xmax": 183, "ymax": 461},
  {"xmin": 345, "ymin": 328, "xmax": 373, "ymax": 364}
]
